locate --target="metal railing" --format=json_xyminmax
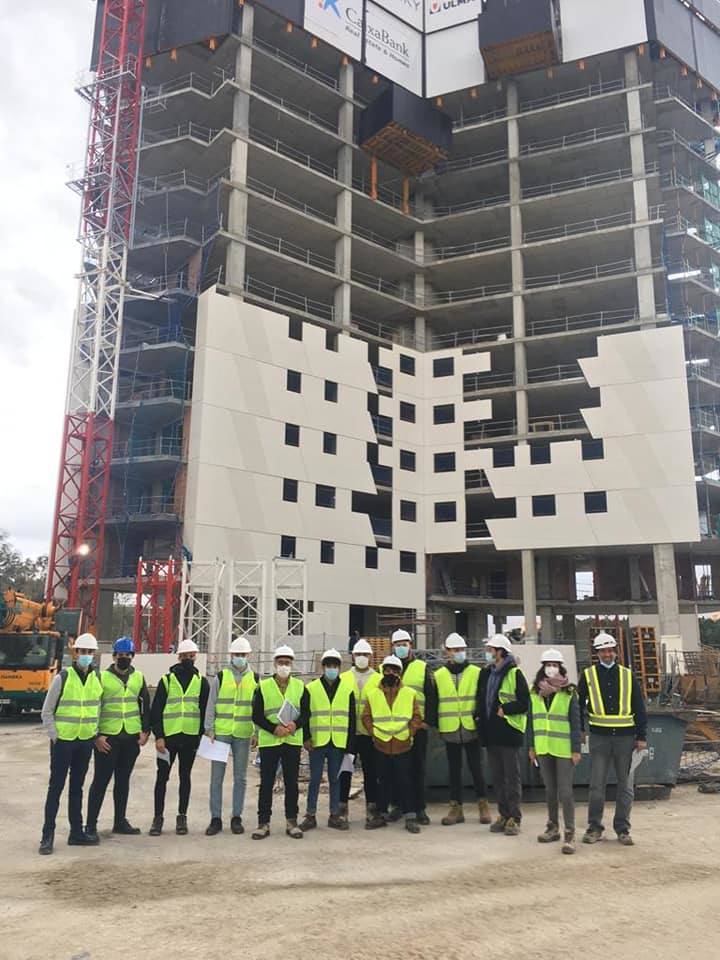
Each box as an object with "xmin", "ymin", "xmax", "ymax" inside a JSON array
[
  {"xmin": 250, "ymin": 127, "xmax": 336, "ymax": 178},
  {"xmin": 463, "ymin": 363, "xmax": 583, "ymax": 393},
  {"xmin": 524, "ymin": 256, "xmax": 637, "ymax": 290},
  {"xmin": 425, "ymin": 234, "xmax": 511, "ymax": 262},
  {"xmin": 137, "ymin": 168, "xmax": 226, "ymax": 197},
  {"xmin": 464, "ymin": 371, "xmax": 514, "ymax": 391},
  {"xmin": 687, "ymin": 361, "xmax": 720, "ymax": 386},
  {"xmin": 352, "ymin": 223, "xmax": 415, "ymax": 258},
  {"xmin": 528, "ymin": 362, "xmax": 583, "ymax": 384},
  {"xmin": 251, "ymin": 82, "xmax": 338, "ymax": 133},
  {"xmin": 691, "ymin": 409, "xmax": 720, "ymax": 433},
  {"xmin": 144, "ymin": 68, "xmax": 234, "ymax": 102},
  {"xmin": 251, "ymin": 36, "xmax": 339, "ymax": 92},
  {"xmin": 665, "ymin": 213, "xmax": 720, "ymax": 250},
  {"xmin": 350, "ymin": 314, "xmax": 417, "ymax": 347},
  {"xmin": 246, "ymin": 176, "xmax": 336, "ymax": 225},
  {"xmin": 465, "ymin": 469, "xmax": 491, "ymax": 490},
  {"xmin": 520, "ymin": 121, "xmax": 629, "ymax": 156},
  {"xmin": 134, "ymin": 218, "xmax": 221, "ymax": 246},
  {"xmin": 657, "ymin": 128, "xmax": 718, "ymax": 165},
  {"xmin": 453, "ymin": 106, "xmax": 507, "ymax": 131},
  {"xmin": 435, "ymin": 146, "xmax": 508, "ymax": 174},
  {"xmin": 351, "ymin": 268, "xmax": 411, "ymax": 301},
  {"xmin": 667, "ymin": 262, "xmax": 720, "ymax": 293},
  {"xmin": 464, "ymin": 418, "xmax": 516, "ymax": 440},
  {"xmin": 430, "ymin": 190, "xmax": 510, "ymax": 217},
  {"xmin": 246, "ymin": 225, "xmax": 336, "ymax": 272},
  {"xmin": 243, "ymin": 275, "xmax": 335, "ymax": 321},
  {"xmin": 526, "ymin": 307, "xmax": 639, "ymax": 336},
  {"xmin": 431, "ymin": 323, "xmax": 512, "ymax": 348},
  {"xmin": 523, "ymin": 164, "xmax": 652, "ymax": 200},
  {"xmin": 695, "ymin": 458, "xmax": 720, "ymax": 481},
  {"xmin": 524, "ymin": 210, "xmax": 637, "ymax": 244},
  {"xmin": 428, "ymin": 279, "xmax": 512, "ymax": 305},
  {"xmin": 352, "ymin": 175, "xmax": 411, "ymax": 213},
  {"xmin": 528, "ymin": 412, "xmax": 587, "ymax": 432},
  {"xmin": 112, "ymin": 438, "xmax": 183, "ymax": 459},
  {"xmin": 142, "ymin": 121, "xmax": 224, "ymax": 147},
  {"xmin": 121, "ymin": 327, "xmax": 192, "ymax": 349},
  {"xmin": 519, "ymin": 78, "xmax": 625, "ymax": 113},
  {"xmin": 466, "ymin": 520, "xmax": 491, "ymax": 539},
  {"xmin": 464, "ymin": 412, "xmax": 588, "ymax": 442},
  {"xmin": 116, "ymin": 379, "xmax": 190, "ymax": 403},
  {"xmin": 108, "ymin": 496, "xmax": 180, "ymax": 518},
  {"xmin": 677, "ymin": 313, "xmax": 720, "ymax": 337}
]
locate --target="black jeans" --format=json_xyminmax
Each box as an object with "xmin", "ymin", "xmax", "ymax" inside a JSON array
[
  {"xmin": 446, "ymin": 739, "xmax": 487, "ymax": 803},
  {"xmin": 339, "ymin": 735, "xmax": 378, "ymax": 805},
  {"xmin": 42, "ymin": 739, "xmax": 94, "ymax": 838},
  {"xmin": 257, "ymin": 743, "xmax": 301, "ymax": 824},
  {"xmin": 375, "ymin": 749, "xmax": 414, "ymax": 816},
  {"xmin": 153, "ymin": 734, "xmax": 198, "ymax": 817},
  {"xmin": 409, "ymin": 727, "xmax": 428, "ymax": 813},
  {"xmin": 86, "ymin": 734, "xmax": 141, "ymax": 829},
  {"xmin": 487, "ymin": 745, "xmax": 522, "ymax": 822}
]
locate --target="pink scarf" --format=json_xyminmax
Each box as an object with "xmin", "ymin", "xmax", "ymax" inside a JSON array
[{"xmin": 537, "ymin": 674, "xmax": 570, "ymax": 698}]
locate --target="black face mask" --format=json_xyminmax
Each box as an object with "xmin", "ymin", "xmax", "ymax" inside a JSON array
[
  {"xmin": 115, "ymin": 656, "xmax": 132, "ymax": 672},
  {"xmin": 179, "ymin": 659, "xmax": 195, "ymax": 671},
  {"xmin": 382, "ymin": 674, "xmax": 400, "ymax": 687}
]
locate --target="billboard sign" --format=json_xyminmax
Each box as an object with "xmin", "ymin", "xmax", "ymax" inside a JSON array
[
  {"xmin": 425, "ymin": 0, "xmax": 481, "ymax": 33},
  {"xmin": 374, "ymin": 0, "xmax": 424, "ymax": 31},
  {"xmin": 304, "ymin": 0, "xmax": 363, "ymax": 60},
  {"xmin": 365, "ymin": 2, "xmax": 423, "ymax": 95}
]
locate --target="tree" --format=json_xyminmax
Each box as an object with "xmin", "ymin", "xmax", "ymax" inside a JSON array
[
  {"xmin": 0, "ymin": 531, "xmax": 48, "ymax": 600},
  {"xmin": 699, "ymin": 617, "xmax": 720, "ymax": 650}
]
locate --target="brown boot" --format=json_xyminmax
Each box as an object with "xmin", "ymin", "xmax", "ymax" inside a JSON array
[
  {"xmin": 537, "ymin": 822, "xmax": 561, "ymax": 843},
  {"xmin": 441, "ymin": 801, "xmax": 465, "ymax": 826},
  {"xmin": 504, "ymin": 817, "xmax": 521, "ymax": 836},
  {"xmin": 562, "ymin": 830, "xmax": 576, "ymax": 854},
  {"xmin": 478, "ymin": 799, "xmax": 492, "ymax": 824},
  {"xmin": 489, "ymin": 816, "xmax": 507, "ymax": 833}
]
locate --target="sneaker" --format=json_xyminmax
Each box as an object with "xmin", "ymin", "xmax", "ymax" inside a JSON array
[
  {"xmin": 562, "ymin": 831, "xmax": 576, "ymax": 855},
  {"xmin": 416, "ymin": 810, "xmax": 431, "ymax": 826},
  {"xmin": 83, "ymin": 829, "xmax": 101, "ymax": 845},
  {"xmin": 205, "ymin": 817, "xmax": 223, "ymax": 836},
  {"xmin": 582, "ymin": 828, "xmax": 603, "ymax": 844},
  {"xmin": 299, "ymin": 814, "xmax": 317, "ymax": 832},
  {"xmin": 365, "ymin": 814, "xmax": 387, "ymax": 830},
  {"xmin": 441, "ymin": 802, "xmax": 465, "ymax": 826},
  {"xmin": 405, "ymin": 818, "xmax": 421, "ymax": 834},
  {"xmin": 478, "ymin": 799, "xmax": 492, "ymax": 825},
  {"xmin": 387, "ymin": 806, "xmax": 403, "ymax": 822},
  {"xmin": 113, "ymin": 820, "xmax": 141, "ymax": 835},
  {"xmin": 537, "ymin": 822, "xmax": 561, "ymax": 843},
  {"xmin": 68, "ymin": 832, "xmax": 98, "ymax": 846},
  {"xmin": 230, "ymin": 816, "xmax": 244, "ymax": 835},
  {"xmin": 286, "ymin": 819, "xmax": 304, "ymax": 839},
  {"xmin": 617, "ymin": 831, "xmax": 634, "ymax": 846},
  {"xmin": 328, "ymin": 813, "xmax": 349, "ymax": 831},
  {"xmin": 490, "ymin": 816, "xmax": 507, "ymax": 833},
  {"xmin": 148, "ymin": 816, "xmax": 163, "ymax": 836},
  {"xmin": 38, "ymin": 834, "xmax": 54, "ymax": 856},
  {"xmin": 504, "ymin": 817, "xmax": 521, "ymax": 836},
  {"xmin": 176, "ymin": 815, "xmax": 188, "ymax": 835},
  {"xmin": 251, "ymin": 823, "xmax": 270, "ymax": 839}
]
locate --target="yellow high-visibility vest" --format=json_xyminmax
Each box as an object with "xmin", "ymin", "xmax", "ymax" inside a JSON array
[
  {"xmin": 162, "ymin": 673, "xmax": 201, "ymax": 736},
  {"xmin": 402, "ymin": 659, "xmax": 427, "ymax": 719},
  {"xmin": 257, "ymin": 676, "xmax": 304, "ymax": 747},
  {"xmin": 530, "ymin": 690, "xmax": 573, "ymax": 758},
  {"xmin": 435, "ymin": 665, "xmax": 480, "ymax": 733},
  {"xmin": 307, "ymin": 678, "xmax": 351, "ymax": 748},
  {"xmin": 498, "ymin": 667, "xmax": 527, "ymax": 734},
  {"xmin": 366, "ymin": 686, "xmax": 416, "ymax": 742},
  {"xmin": 214, "ymin": 668, "xmax": 257, "ymax": 738},
  {"xmin": 584, "ymin": 665, "xmax": 634, "ymax": 729},
  {"xmin": 55, "ymin": 668, "xmax": 102, "ymax": 741},
  {"xmin": 340, "ymin": 668, "xmax": 381, "ymax": 736},
  {"xmin": 99, "ymin": 669, "xmax": 143, "ymax": 736}
]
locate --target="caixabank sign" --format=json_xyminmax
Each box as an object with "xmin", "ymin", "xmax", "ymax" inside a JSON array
[
  {"xmin": 365, "ymin": 2, "xmax": 423, "ymax": 94},
  {"xmin": 303, "ymin": 0, "xmax": 363, "ymax": 59}
]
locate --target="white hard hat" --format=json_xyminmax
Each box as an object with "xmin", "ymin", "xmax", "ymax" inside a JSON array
[
  {"xmin": 74, "ymin": 632, "xmax": 98, "ymax": 651},
  {"xmin": 274, "ymin": 644, "xmax": 295, "ymax": 659},
  {"xmin": 230, "ymin": 636, "xmax": 252, "ymax": 654},
  {"xmin": 177, "ymin": 639, "xmax": 199, "ymax": 654},
  {"xmin": 444, "ymin": 632, "xmax": 467, "ymax": 649},
  {"xmin": 382, "ymin": 655, "xmax": 403, "ymax": 670},
  {"xmin": 352, "ymin": 639, "xmax": 373, "ymax": 655},
  {"xmin": 321, "ymin": 648, "xmax": 342, "ymax": 663},
  {"xmin": 391, "ymin": 629, "xmax": 412, "ymax": 644},
  {"xmin": 540, "ymin": 648, "xmax": 565, "ymax": 664},
  {"xmin": 485, "ymin": 634, "xmax": 512, "ymax": 654},
  {"xmin": 593, "ymin": 632, "xmax": 617, "ymax": 650}
]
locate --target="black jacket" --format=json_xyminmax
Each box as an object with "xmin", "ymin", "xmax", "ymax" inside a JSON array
[
  {"xmin": 150, "ymin": 662, "xmax": 210, "ymax": 739},
  {"xmin": 577, "ymin": 663, "xmax": 647, "ymax": 740},
  {"xmin": 475, "ymin": 660, "xmax": 530, "ymax": 748},
  {"xmin": 252, "ymin": 678, "xmax": 310, "ymax": 741},
  {"xmin": 302, "ymin": 676, "xmax": 356, "ymax": 750}
]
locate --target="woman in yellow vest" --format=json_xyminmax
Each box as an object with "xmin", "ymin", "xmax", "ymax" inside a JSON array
[
  {"xmin": 250, "ymin": 645, "xmax": 310, "ymax": 839},
  {"xmin": 528, "ymin": 649, "xmax": 582, "ymax": 855},
  {"xmin": 204, "ymin": 636, "xmax": 258, "ymax": 836},
  {"xmin": 300, "ymin": 649, "xmax": 355, "ymax": 832},
  {"xmin": 362, "ymin": 655, "xmax": 423, "ymax": 834},
  {"xmin": 39, "ymin": 633, "xmax": 103, "ymax": 855},
  {"xmin": 149, "ymin": 639, "xmax": 209, "ymax": 836}
]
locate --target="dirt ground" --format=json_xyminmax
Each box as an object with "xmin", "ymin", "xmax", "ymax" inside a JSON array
[{"xmin": 1, "ymin": 719, "xmax": 718, "ymax": 960}]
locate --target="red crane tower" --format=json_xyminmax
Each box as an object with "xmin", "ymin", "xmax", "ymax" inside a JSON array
[{"xmin": 47, "ymin": 0, "xmax": 146, "ymax": 623}]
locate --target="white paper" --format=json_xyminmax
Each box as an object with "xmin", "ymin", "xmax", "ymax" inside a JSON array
[
  {"xmin": 338, "ymin": 753, "xmax": 356, "ymax": 779},
  {"xmin": 197, "ymin": 735, "xmax": 231, "ymax": 763},
  {"xmin": 630, "ymin": 747, "xmax": 649, "ymax": 773},
  {"xmin": 277, "ymin": 699, "xmax": 300, "ymax": 727},
  {"xmin": 156, "ymin": 748, "xmax": 171, "ymax": 764}
]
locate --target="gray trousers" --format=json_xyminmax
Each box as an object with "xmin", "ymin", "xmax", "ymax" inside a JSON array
[
  {"xmin": 587, "ymin": 733, "xmax": 634, "ymax": 834},
  {"xmin": 487, "ymin": 745, "xmax": 522, "ymax": 822},
  {"xmin": 538, "ymin": 755, "xmax": 575, "ymax": 832},
  {"xmin": 209, "ymin": 736, "xmax": 251, "ymax": 820}
]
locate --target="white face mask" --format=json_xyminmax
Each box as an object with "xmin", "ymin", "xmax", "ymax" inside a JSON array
[
  {"xmin": 276, "ymin": 664, "xmax": 292, "ymax": 679},
  {"xmin": 354, "ymin": 655, "xmax": 369, "ymax": 670},
  {"xmin": 544, "ymin": 665, "xmax": 560, "ymax": 679}
]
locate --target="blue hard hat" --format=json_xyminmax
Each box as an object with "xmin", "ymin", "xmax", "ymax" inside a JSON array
[{"xmin": 113, "ymin": 636, "xmax": 135, "ymax": 654}]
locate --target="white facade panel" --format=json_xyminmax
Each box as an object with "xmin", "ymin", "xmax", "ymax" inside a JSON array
[
  {"xmin": 365, "ymin": 2, "xmax": 424, "ymax": 95},
  {"xmin": 560, "ymin": 0, "xmax": 648, "ymax": 63},
  {"xmin": 424, "ymin": 26, "xmax": 486, "ymax": 98},
  {"xmin": 303, "ymin": 0, "xmax": 363, "ymax": 60},
  {"xmin": 375, "ymin": 0, "xmax": 424, "ymax": 31},
  {"xmin": 425, "ymin": 0, "xmax": 481, "ymax": 33}
]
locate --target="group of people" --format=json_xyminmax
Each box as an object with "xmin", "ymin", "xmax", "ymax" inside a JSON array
[{"xmin": 37, "ymin": 627, "xmax": 647, "ymax": 856}]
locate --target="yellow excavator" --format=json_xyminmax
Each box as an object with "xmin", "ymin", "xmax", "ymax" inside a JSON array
[{"xmin": 0, "ymin": 589, "xmax": 84, "ymax": 716}]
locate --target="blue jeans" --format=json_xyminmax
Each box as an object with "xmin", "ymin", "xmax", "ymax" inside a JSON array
[
  {"xmin": 306, "ymin": 744, "xmax": 344, "ymax": 815},
  {"xmin": 209, "ymin": 736, "xmax": 251, "ymax": 819}
]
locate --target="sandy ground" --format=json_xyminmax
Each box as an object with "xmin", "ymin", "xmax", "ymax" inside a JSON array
[{"xmin": 1, "ymin": 719, "xmax": 718, "ymax": 960}]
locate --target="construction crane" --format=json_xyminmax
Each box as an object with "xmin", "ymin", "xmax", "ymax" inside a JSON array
[{"xmin": 46, "ymin": 0, "xmax": 146, "ymax": 624}]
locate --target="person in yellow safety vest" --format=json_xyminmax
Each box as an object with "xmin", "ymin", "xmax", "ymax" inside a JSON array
[
  {"xmin": 338, "ymin": 638, "xmax": 382, "ymax": 825},
  {"xmin": 85, "ymin": 636, "xmax": 151, "ymax": 842},
  {"xmin": 476, "ymin": 634, "xmax": 529, "ymax": 837},
  {"xmin": 148, "ymin": 639, "xmax": 209, "ymax": 837},
  {"xmin": 435, "ymin": 633, "xmax": 492, "ymax": 827},
  {"xmin": 577, "ymin": 632, "xmax": 647, "ymax": 847},
  {"xmin": 39, "ymin": 633, "xmax": 103, "ymax": 855},
  {"xmin": 388, "ymin": 629, "xmax": 437, "ymax": 825},
  {"xmin": 528, "ymin": 649, "xmax": 582, "ymax": 855},
  {"xmin": 362, "ymin": 655, "xmax": 423, "ymax": 834},
  {"xmin": 204, "ymin": 636, "xmax": 259, "ymax": 837},
  {"xmin": 250, "ymin": 645, "xmax": 310, "ymax": 840},
  {"xmin": 299, "ymin": 649, "xmax": 356, "ymax": 832}
]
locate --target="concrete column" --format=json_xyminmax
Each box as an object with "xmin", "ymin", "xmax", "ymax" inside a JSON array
[
  {"xmin": 539, "ymin": 606, "xmax": 554, "ymax": 641},
  {"xmin": 334, "ymin": 60, "xmax": 354, "ymax": 329},
  {"xmin": 561, "ymin": 614, "xmax": 575, "ymax": 642},
  {"xmin": 226, "ymin": 7, "xmax": 254, "ymax": 289},
  {"xmin": 629, "ymin": 555, "xmax": 643, "ymax": 601},
  {"xmin": 653, "ymin": 543, "xmax": 682, "ymax": 641},
  {"xmin": 522, "ymin": 549, "xmax": 538, "ymax": 641},
  {"xmin": 493, "ymin": 613, "xmax": 505, "ymax": 635}
]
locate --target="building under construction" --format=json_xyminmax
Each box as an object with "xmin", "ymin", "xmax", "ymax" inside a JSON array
[{"xmin": 47, "ymin": 0, "xmax": 720, "ymax": 657}]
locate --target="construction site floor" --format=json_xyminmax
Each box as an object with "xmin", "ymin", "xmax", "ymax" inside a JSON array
[{"xmin": 2, "ymin": 719, "xmax": 718, "ymax": 960}]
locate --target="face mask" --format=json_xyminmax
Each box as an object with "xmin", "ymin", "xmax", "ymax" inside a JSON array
[
  {"xmin": 544, "ymin": 665, "xmax": 560, "ymax": 679},
  {"xmin": 354, "ymin": 655, "xmax": 369, "ymax": 670},
  {"xmin": 231, "ymin": 656, "xmax": 248, "ymax": 670},
  {"xmin": 179, "ymin": 658, "xmax": 195, "ymax": 670},
  {"xmin": 115, "ymin": 656, "xmax": 132, "ymax": 672},
  {"xmin": 324, "ymin": 667, "xmax": 339, "ymax": 682},
  {"xmin": 382, "ymin": 673, "xmax": 400, "ymax": 687},
  {"xmin": 276, "ymin": 664, "xmax": 292, "ymax": 679},
  {"xmin": 452, "ymin": 651, "xmax": 466, "ymax": 664},
  {"xmin": 599, "ymin": 659, "xmax": 616, "ymax": 669},
  {"xmin": 394, "ymin": 644, "xmax": 410, "ymax": 660},
  {"xmin": 77, "ymin": 654, "xmax": 94, "ymax": 669}
]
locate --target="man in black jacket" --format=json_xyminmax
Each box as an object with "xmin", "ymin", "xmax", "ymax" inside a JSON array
[
  {"xmin": 475, "ymin": 634, "xmax": 529, "ymax": 836},
  {"xmin": 578, "ymin": 632, "xmax": 647, "ymax": 846}
]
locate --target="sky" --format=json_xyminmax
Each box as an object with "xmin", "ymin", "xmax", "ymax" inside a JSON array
[{"xmin": 0, "ymin": 1, "xmax": 97, "ymax": 558}]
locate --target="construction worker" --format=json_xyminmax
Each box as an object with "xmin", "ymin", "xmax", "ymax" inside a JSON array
[
  {"xmin": 204, "ymin": 636, "xmax": 258, "ymax": 836},
  {"xmin": 389, "ymin": 628, "xmax": 437, "ymax": 824},
  {"xmin": 85, "ymin": 636, "xmax": 150, "ymax": 840},
  {"xmin": 149, "ymin": 638, "xmax": 209, "ymax": 836},
  {"xmin": 39, "ymin": 633, "xmax": 102, "ymax": 855},
  {"xmin": 251, "ymin": 644, "xmax": 309, "ymax": 839},
  {"xmin": 300, "ymin": 649, "xmax": 355, "ymax": 832},
  {"xmin": 435, "ymin": 633, "xmax": 491, "ymax": 827},
  {"xmin": 363, "ymin": 654, "xmax": 423, "ymax": 834},
  {"xmin": 338, "ymin": 638, "xmax": 381, "ymax": 824},
  {"xmin": 578, "ymin": 632, "xmax": 647, "ymax": 846},
  {"xmin": 476, "ymin": 634, "xmax": 529, "ymax": 836},
  {"xmin": 528, "ymin": 649, "xmax": 582, "ymax": 854}
]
